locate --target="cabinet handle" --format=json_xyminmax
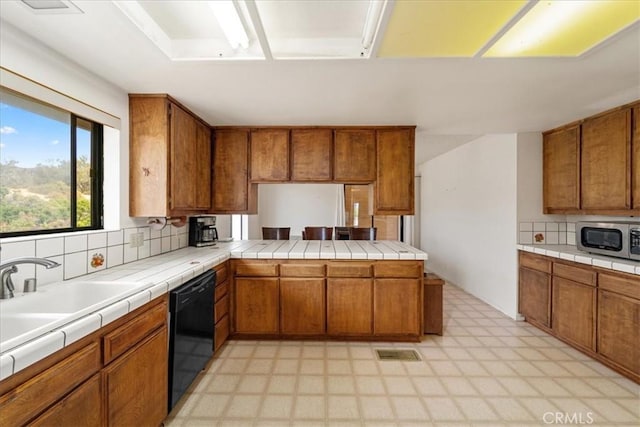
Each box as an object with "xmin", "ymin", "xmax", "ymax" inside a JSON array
[{"xmin": 142, "ymin": 167, "xmax": 150, "ymax": 176}]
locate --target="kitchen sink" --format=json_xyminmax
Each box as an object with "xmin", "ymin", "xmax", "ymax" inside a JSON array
[{"xmin": 0, "ymin": 280, "xmax": 148, "ymax": 353}]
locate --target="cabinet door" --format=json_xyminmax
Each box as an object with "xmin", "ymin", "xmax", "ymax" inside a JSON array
[
  {"xmin": 291, "ymin": 129, "xmax": 333, "ymax": 181},
  {"xmin": 215, "ymin": 315, "xmax": 230, "ymax": 352},
  {"xmin": 543, "ymin": 125, "xmax": 580, "ymax": 213},
  {"xmin": 129, "ymin": 96, "xmax": 169, "ymax": 217},
  {"xmin": 29, "ymin": 374, "xmax": 102, "ymax": 427},
  {"xmin": 195, "ymin": 122, "xmax": 212, "ymax": 209},
  {"xmin": 632, "ymin": 104, "xmax": 640, "ymax": 211},
  {"xmin": 581, "ymin": 108, "xmax": 632, "ymax": 211},
  {"xmin": 375, "ymin": 128, "xmax": 415, "ymax": 214},
  {"xmin": 211, "ymin": 129, "xmax": 257, "ymax": 213},
  {"xmin": 250, "ymin": 129, "xmax": 290, "ymax": 181},
  {"xmin": 518, "ymin": 267, "xmax": 551, "ymax": 328},
  {"xmin": 280, "ymin": 278, "xmax": 325, "ymax": 335},
  {"xmin": 170, "ymin": 102, "xmax": 199, "ymax": 212},
  {"xmin": 598, "ymin": 290, "xmax": 640, "ymax": 377},
  {"xmin": 104, "ymin": 326, "xmax": 168, "ymax": 427},
  {"xmin": 327, "ymin": 278, "xmax": 372, "ymax": 335},
  {"xmin": 374, "ymin": 278, "xmax": 421, "ymax": 336},
  {"xmin": 334, "ymin": 129, "xmax": 376, "ymax": 183},
  {"xmin": 552, "ymin": 277, "xmax": 595, "ymax": 352},
  {"xmin": 234, "ymin": 278, "xmax": 279, "ymax": 333}
]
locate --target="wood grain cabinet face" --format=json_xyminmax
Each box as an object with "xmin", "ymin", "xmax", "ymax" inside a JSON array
[
  {"xmin": 280, "ymin": 278, "xmax": 325, "ymax": 335},
  {"xmin": 104, "ymin": 326, "xmax": 168, "ymax": 427},
  {"xmin": 597, "ymin": 289, "xmax": 640, "ymax": 377},
  {"xmin": 211, "ymin": 129, "xmax": 257, "ymax": 213},
  {"xmin": 326, "ymin": 278, "xmax": 373, "ymax": 335},
  {"xmin": 373, "ymin": 278, "xmax": 421, "ymax": 336},
  {"xmin": 129, "ymin": 95, "xmax": 210, "ymax": 217},
  {"xmin": 234, "ymin": 277, "xmax": 279, "ymax": 334},
  {"xmin": 581, "ymin": 108, "xmax": 632, "ymax": 211},
  {"xmin": 543, "ymin": 125, "xmax": 580, "ymax": 213},
  {"xmin": 518, "ymin": 267, "xmax": 551, "ymax": 328},
  {"xmin": 250, "ymin": 129, "xmax": 290, "ymax": 182},
  {"xmin": 375, "ymin": 128, "xmax": 415, "ymax": 215},
  {"xmin": 291, "ymin": 129, "xmax": 333, "ymax": 181},
  {"xmin": 551, "ymin": 277, "xmax": 596, "ymax": 352},
  {"xmin": 29, "ymin": 374, "xmax": 102, "ymax": 427},
  {"xmin": 633, "ymin": 104, "xmax": 640, "ymax": 210},
  {"xmin": 334, "ymin": 129, "xmax": 376, "ymax": 183}
]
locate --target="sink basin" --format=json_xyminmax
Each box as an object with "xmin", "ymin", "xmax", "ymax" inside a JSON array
[
  {"xmin": 1, "ymin": 281, "xmax": 144, "ymax": 316},
  {"xmin": 0, "ymin": 280, "xmax": 149, "ymax": 353}
]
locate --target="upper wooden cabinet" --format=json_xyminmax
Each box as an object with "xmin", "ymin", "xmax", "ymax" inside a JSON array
[
  {"xmin": 375, "ymin": 128, "xmax": 415, "ymax": 215},
  {"xmin": 542, "ymin": 100, "xmax": 639, "ymax": 216},
  {"xmin": 581, "ymin": 108, "xmax": 632, "ymax": 211},
  {"xmin": 291, "ymin": 129, "xmax": 333, "ymax": 181},
  {"xmin": 129, "ymin": 94, "xmax": 211, "ymax": 217},
  {"xmin": 250, "ymin": 129, "xmax": 290, "ymax": 182},
  {"xmin": 211, "ymin": 129, "xmax": 257, "ymax": 213},
  {"xmin": 334, "ymin": 129, "xmax": 376, "ymax": 183},
  {"xmin": 633, "ymin": 104, "xmax": 640, "ymax": 210},
  {"xmin": 543, "ymin": 125, "xmax": 580, "ymax": 213}
]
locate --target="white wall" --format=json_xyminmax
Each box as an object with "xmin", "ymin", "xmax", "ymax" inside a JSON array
[
  {"xmin": 251, "ymin": 184, "xmax": 341, "ymax": 239},
  {"xmin": 420, "ymin": 134, "xmax": 519, "ymax": 318},
  {"xmin": 0, "ymin": 22, "xmax": 135, "ymax": 229}
]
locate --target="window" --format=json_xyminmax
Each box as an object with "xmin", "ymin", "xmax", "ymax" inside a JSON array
[{"xmin": 0, "ymin": 87, "xmax": 103, "ymax": 237}]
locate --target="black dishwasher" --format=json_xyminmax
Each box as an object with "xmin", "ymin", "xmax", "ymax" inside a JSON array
[{"xmin": 168, "ymin": 269, "xmax": 216, "ymax": 410}]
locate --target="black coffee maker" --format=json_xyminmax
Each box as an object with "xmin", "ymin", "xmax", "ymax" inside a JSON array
[{"xmin": 189, "ymin": 216, "xmax": 218, "ymax": 247}]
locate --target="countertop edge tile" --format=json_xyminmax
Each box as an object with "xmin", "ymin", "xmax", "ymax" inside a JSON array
[{"xmin": 11, "ymin": 331, "xmax": 65, "ymax": 374}]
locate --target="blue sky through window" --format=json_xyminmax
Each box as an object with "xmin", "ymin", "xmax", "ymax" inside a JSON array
[{"xmin": 0, "ymin": 102, "xmax": 90, "ymax": 168}]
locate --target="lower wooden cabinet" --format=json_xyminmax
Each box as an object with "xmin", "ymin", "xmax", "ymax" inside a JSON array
[
  {"xmin": 0, "ymin": 296, "xmax": 169, "ymax": 427},
  {"xmin": 326, "ymin": 278, "xmax": 373, "ymax": 335},
  {"xmin": 29, "ymin": 374, "xmax": 102, "ymax": 427},
  {"xmin": 518, "ymin": 266, "xmax": 551, "ymax": 328},
  {"xmin": 551, "ymin": 277, "xmax": 596, "ymax": 352},
  {"xmin": 519, "ymin": 251, "xmax": 640, "ymax": 383},
  {"xmin": 374, "ymin": 278, "xmax": 421, "ymax": 336},
  {"xmin": 231, "ymin": 260, "xmax": 423, "ymax": 340},
  {"xmin": 235, "ymin": 278, "xmax": 279, "ymax": 334},
  {"xmin": 280, "ymin": 278, "xmax": 325, "ymax": 335},
  {"xmin": 104, "ymin": 326, "xmax": 167, "ymax": 427},
  {"xmin": 598, "ymin": 289, "xmax": 640, "ymax": 380}
]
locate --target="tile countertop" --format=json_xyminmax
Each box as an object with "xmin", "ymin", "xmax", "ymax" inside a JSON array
[
  {"xmin": 517, "ymin": 244, "xmax": 640, "ymax": 276},
  {"xmin": 0, "ymin": 240, "xmax": 427, "ymax": 381}
]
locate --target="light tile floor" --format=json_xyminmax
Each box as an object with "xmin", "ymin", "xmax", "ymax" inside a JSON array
[{"xmin": 166, "ymin": 285, "xmax": 639, "ymax": 426}]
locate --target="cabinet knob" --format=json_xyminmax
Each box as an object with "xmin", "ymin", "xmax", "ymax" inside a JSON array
[{"xmin": 142, "ymin": 167, "xmax": 150, "ymax": 176}]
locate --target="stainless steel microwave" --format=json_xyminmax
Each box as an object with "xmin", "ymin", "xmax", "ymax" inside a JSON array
[{"xmin": 576, "ymin": 221, "xmax": 640, "ymax": 261}]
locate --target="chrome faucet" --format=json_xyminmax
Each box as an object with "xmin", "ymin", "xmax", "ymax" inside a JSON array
[{"xmin": 0, "ymin": 258, "xmax": 61, "ymax": 299}]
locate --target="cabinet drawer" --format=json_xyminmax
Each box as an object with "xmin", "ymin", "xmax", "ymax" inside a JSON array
[
  {"xmin": 553, "ymin": 262, "xmax": 596, "ymax": 286},
  {"xmin": 374, "ymin": 261, "xmax": 422, "ymax": 278},
  {"xmin": 280, "ymin": 263, "xmax": 326, "ymax": 277},
  {"xmin": 235, "ymin": 262, "xmax": 279, "ymax": 277},
  {"xmin": 103, "ymin": 301, "xmax": 166, "ymax": 364},
  {"xmin": 0, "ymin": 342, "xmax": 100, "ymax": 427},
  {"xmin": 215, "ymin": 293, "xmax": 230, "ymax": 323},
  {"xmin": 215, "ymin": 281, "xmax": 229, "ymax": 302},
  {"xmin": 327, "ymin": 262, "xmax": 372, "ymax": 278},
  {"xmin": 599, "ymin": 272, "xmax": 640, "ymax": 300},
  {"xmin": 214, "ymin": 263, "xmax": 228, "ymax": 285},
  {"xmin": 519, "ymin": 251, "xmax": 552, "ymax": 273}
]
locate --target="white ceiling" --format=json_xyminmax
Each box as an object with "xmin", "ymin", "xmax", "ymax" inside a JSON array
[{"xmin": 0, "ymin": 0, "xmax": 639, "ymax": 164}]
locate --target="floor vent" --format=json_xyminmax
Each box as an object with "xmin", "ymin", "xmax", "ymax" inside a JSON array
[{"xmin": 375, "ymin": 349, "xmax": 421, "ymax": 361}]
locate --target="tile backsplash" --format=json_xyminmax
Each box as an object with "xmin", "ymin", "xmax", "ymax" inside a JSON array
[
  {"xmin": 518, "ymin": 221, "xmax": 574, "ymax": 245},
  {"xmin": 0, "ymin": 224, "xmax": 189, "ymax": 288}
]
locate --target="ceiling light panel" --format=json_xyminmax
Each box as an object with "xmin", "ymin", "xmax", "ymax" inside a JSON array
[
  {"xmin": 378, "ymin": 0, "xmax": 527, "ymax": 57},
  {"xmin": 484, "ymin": 0, "xmax": 640, "ymax": 57},
  {"xmin": 21, "ymin": 0, "xmax": 82, "ymax": 14},
  {"xmin": 255, "ymin": 0, "xmax": 370, "ymax": 59},
  {"xmin": 114, "ymin": 0, "xmax": 263, "ymax": 60}
]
